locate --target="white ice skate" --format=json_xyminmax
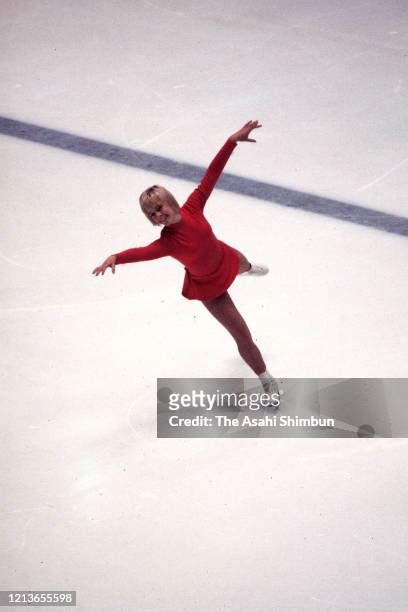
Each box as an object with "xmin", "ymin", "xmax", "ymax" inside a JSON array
[
  {"xmin": 261, "ymin": 377, "xmax": 283, "ymax": 408},
  {"xmin": 245, "ymin": 263, "xmax": 269, "ymax": 276}
]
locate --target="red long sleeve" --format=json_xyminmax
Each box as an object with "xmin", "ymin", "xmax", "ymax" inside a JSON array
[
  {"xmin": 188, "ymin": 138, "xmax": 237, "ymax": 211},
  {"xmin": 115, "ymin": 238, "xmax": 169, "ymax": 265}
]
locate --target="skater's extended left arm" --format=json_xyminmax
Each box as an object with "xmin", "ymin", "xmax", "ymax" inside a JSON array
[{"xmin": 92, "ymin": 238, "xmax": 169, "ymax": 276}]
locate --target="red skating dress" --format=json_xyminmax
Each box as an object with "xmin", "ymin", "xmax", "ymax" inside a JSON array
[{"xmin": 115, "ymin": 139, "xmax": 240, "ymax": 301}]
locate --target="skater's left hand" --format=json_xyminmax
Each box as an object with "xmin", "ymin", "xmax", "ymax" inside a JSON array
[
  {"xmin": 92, "ymin": 254, "xmax": 117, "ymax": 276},
  {"xmin": 229, "ymin": 120, "xmax": 262, "ymax": 143}
]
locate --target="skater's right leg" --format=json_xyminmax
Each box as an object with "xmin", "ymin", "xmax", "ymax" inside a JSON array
[
  {"xmin": 202, "ymin": 291, "xmax": 266, "ymax": 375},
  {"xmin": 203, "ymin": 291, "xmax": 281, "ymax": 402}
]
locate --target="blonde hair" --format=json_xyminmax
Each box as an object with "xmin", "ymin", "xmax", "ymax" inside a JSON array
[{"xmin": 139, "ymin": 185, "xmax": 180, "ymax": 225}]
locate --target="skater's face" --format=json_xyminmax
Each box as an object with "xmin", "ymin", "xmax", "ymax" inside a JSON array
[{"xmin": 140, "ymin": 186, "xmax": 181, "ymax": 226}]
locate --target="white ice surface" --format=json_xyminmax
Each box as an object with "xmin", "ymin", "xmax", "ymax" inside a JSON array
[{"xmin": 1, "ymin": 1, "xmax": 408, "ymax": 610}]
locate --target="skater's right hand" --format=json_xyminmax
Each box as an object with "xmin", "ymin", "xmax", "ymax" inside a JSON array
[
  {"xmin": 229, "ymin": 120, "xmax": 262, "ymax": 143},
  {"xmin": 92, "ymin": 254, "xmax": 117, "ymax": 276}
]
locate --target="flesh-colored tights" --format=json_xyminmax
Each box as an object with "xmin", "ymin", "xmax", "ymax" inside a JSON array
[{"xmin": 202, "ymin": 291, "xmax": 266, "ymax": 376}]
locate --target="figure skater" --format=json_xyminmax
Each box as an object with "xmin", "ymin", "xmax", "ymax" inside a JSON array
[{"xmin": 93, "ymin": 120, "xmax": 278, "ymax": 395}]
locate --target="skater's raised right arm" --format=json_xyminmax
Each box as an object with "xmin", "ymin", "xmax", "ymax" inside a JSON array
[{"xmin": 189, "ymin": 120, "xmax": 262, "ymax": 211}]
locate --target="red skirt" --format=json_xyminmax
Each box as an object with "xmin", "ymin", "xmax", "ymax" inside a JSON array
[{"xmin": 181, "ymin": 241, "xmax": 240, "ymax": 301}]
